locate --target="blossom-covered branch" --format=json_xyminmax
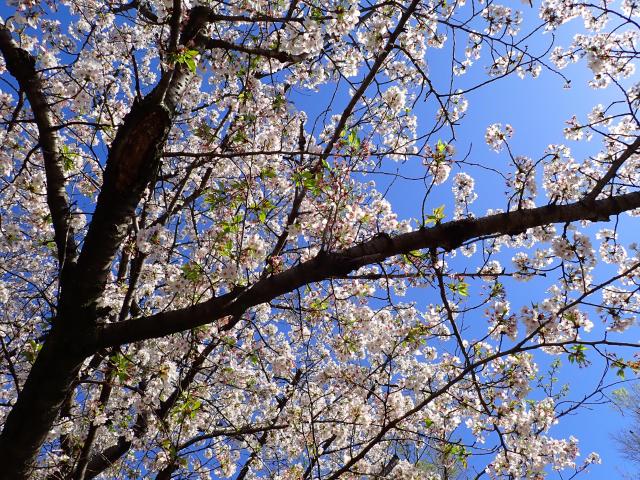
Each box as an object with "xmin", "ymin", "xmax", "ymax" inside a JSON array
[
  {"xmin": 0, "ymin": 0, "xmax": 639, "ymax": 478},
  {"xmin": 0, "ymin": 27, "xmax": 77, "ymax": 271}
]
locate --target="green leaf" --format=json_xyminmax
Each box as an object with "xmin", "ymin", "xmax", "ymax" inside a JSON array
[
  {"xmin": 195, "ymin": 122, "xmax": 214, "ymax": 141},
  {"xmin": 260, "ymin": 167, "xmax": 277, "ymax": 179},
  {"xmin": 238, "ymin": 91, "xmax": 252, "ymax": 103},
  {"xmin": 170, "ymin": 48, "xmax": 199, "ymax": 73},
  {"xmin": 222, "ymin": 336, "xmax": 237, "ymax": 347},
  {"xmin": 433, "ymin": 140, "xmax": 449, "ymax": 164},
  {"xmin": 22, "ymin": 340, "xmax": 43, "ymax": 364},
  {"xmin": 311, "ymin": 6, "xmax": 324, "ymax": 22},
  {"xmin": 204, "ymin": 189, "xmax": 227, "ymax": 209},
  {"xmin": 221, "ymin": 239, "xmax": 234, "ymax": 257},
  {"xmin": 294, "ymin": 170, "xmax": 322, "ymax": 196},
  {"xmin": 221, "ymin": 214, "xmax": 243, "ymax": 234},
  {"xmin": 60, "ymin": 145, "xmax": 78, "ymax": 172},
  {"xmin": 111, "ymin": 353, "xmax": 131, "ymax": 383},
  {"xmin": 443, "ymin": 443, "xmax": 469, "ymax": 468},
  {"xmin": 447, "ymin": 280, "xmax": 469, "ymax": 297},
  {"xmin": 172, "ymin": 392, "xmax": 203, "ymax": 420},
  {"xmin": 185, "ymin": 57, "xmax": 196, "ymax": 73},
  {"xmin": 239, "ymin": 113, "xmax": 257, "ymax": 124},
  {"xmin": 341, "ymin": 127, "xmax": 361, "ymax": 151},
  {"xmin": 309, "ymin": 298, "xmax": 329, "ymax": 311},
  {"xmin": 181, "ymin": 262, "xmax": 203, "ymax": 282},
  {"xmin": 613, "ymin": 360, "xmax": 627, "ymax": 379},
  {"xmin": 425, "ymin": 205, "xmax": 445, "ymax": 225},
  {"xmin": 567, "ymin": 344, "xmax": 590, "ymax": 367},
  {"xmin": 273, "ymin": 93, "xmax": 286, "ymax": 109},
  {"xmin": 348, "ymin": 130, "xmax": 360, "ymax": 149},
  {"xmin": 233, "ymin": 130, "xmax": 248, "ymax": 144}
]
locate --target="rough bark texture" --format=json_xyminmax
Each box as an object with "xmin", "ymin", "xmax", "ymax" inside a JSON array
[
  {"xmin": 0, "ymin": 7, "xmax": 211, "ymax": 475},
  {"xmin": 0, "ymin": 326, "xmax": 94, "ymax": 479},
  {"xmin": 0, "ymin": 102, "xmax": 174, "ymax": 479},
  {"xmin": 97, "ymin": 191, "xmax": 640, "ymax": 348},
  {"xmin": 72, "ymin": 99, "xmax": 172, "ymax": 316}
]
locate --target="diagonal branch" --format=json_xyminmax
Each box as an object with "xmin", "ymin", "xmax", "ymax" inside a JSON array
[
  {"xmin": 584, "ymin": 136, "xmax": 640, "ymax": 202},
  {"xmin": 97, "ymin": 190, "xmax": 640, "ymax": 349},
  {"xmin": 177, "ymin": 423, "xmax": 289, "ymax": 452},
  {"xmin": 72, "ymin": 2, "xmax": 210, "ymax": 317},
  {"xmin": 262, "ymin": 0, "xmax": 423, "ymax": 269},
  {"xmin": 0, "ymin": 27, "xmax": 77, "ymax": 273}
]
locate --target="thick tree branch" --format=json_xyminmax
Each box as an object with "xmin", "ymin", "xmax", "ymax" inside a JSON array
[
  {"xmin": 72, "ymin": 2, "xmax": 211, "ymax": 316},
  {"xmin": 72, "ymin": 95, "xmax": 173, "ymax": 316},
  {"xmin": 97, "ymin": 190, "xmax": 640, "ymax": 348},
  {"xmin": 0, "ymin": 7, "xmax": 215, "ymax": 476},
  {"xmin": 83, "ymin": 415, "xmax": 146, "ymax": 479},
  {"xmin": 0, "ymin": 27, "xmax": 77, "ymax": 272},
  {"xmin": 0, "ymin": 326, "xmax": 91, "ymax": 479}
]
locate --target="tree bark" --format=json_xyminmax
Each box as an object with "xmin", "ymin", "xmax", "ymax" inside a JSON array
[
  {"xmin": 0, "ymin": 27, "xmax": 77, "ymax": 274},
  {"xmin": 0, "ymin": 326, "xmax": 94, "ymax": 479},
  {"xmin": 0, "ymin": 8, "xmax": 211, "ymax": 473},
  {"xmin": 97, "ymin": 191, "xmax": 640, "ymax": 348}
]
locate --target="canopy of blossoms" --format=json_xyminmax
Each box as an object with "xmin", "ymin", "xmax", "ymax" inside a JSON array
[{"xmin": 0, "ymin": 0, "xmax": 639, "ymax": 478}]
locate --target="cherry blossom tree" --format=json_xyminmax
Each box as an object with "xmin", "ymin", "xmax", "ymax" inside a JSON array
[{"xmin": 0, "ymin": 0, "xmax": 639, "ymax": 478}]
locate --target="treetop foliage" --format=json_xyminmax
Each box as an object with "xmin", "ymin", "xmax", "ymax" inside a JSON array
[{"xmin": 0, "ymin": 0, "xmax": 639, "ymax": 478}]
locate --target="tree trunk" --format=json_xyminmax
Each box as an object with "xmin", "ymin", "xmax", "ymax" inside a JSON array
[{"xmin": 0, "ymin": 326, "xmax": 93, "ymax": 479}]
